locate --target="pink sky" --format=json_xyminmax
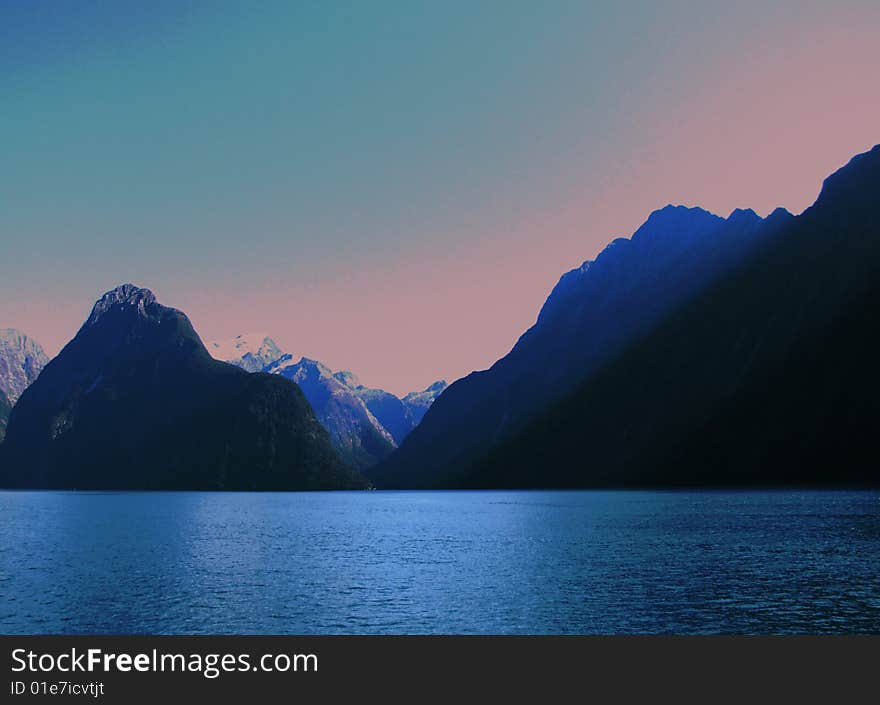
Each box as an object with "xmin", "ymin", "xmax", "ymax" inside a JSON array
[
  {"xmin": 194, "ymin": 16, "xmax": 880, "ymax": 394},
  {"xmin": 3, "ymin": 6, "xmax": 879, "ymax": 396}
]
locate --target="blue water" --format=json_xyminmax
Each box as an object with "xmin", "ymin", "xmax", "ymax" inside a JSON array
[{"xmin": 0, "ymin": 490, "xmax": 878, "ymax": 634}]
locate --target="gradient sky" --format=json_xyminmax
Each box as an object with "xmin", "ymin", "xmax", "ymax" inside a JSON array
[{"xmin": 1, "ymin": 1, "xmax": 878, "ymax": 394}]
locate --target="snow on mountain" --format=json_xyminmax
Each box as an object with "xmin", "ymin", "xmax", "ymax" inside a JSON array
[
  {"xmin": 264, "ymin": 354, "xmax": 396, "ymax": 468},
  {"xmin": 402, "ymin": 380, "xmax": 448, "ymax": 425},
  {"xmin": 0, "ymin": 328, "xmax": 50, "ymax": 405},
  {"xmin": 0, "ymin": 286, "xmax": 362, "ymax": 489},
  {"xmin": 217, "ymin": 333, "xmax": 447, "ymax": 452},
  {"xmin": 208, "ymin": 334, "xmax": 286, "ymax": 373}
]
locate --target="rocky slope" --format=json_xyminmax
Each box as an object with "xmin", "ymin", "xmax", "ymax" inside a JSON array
[
  {"xmin": 333, "ymin": 373, "xmax": 448, "ymax": 445},
  {"xmin": 0, "ymin": 285, "xmax": 366, "ymax": 490},
  {"xmin": 214, "ymin": 337, "xmax": 447, "ymax": 457},
  {"xmin": 0, "ymin": 389, "xmax": 11, "ymax": 443},
  {"xmin": 0, "ymin": 329, "xmax": 49, "ymax": 404},
  {"xmin": 209, "ymin": 334, "xmax": 285, "ymax": 373},
  {"xmin": 264, "ymin": 355, "xmax": 396, "ymax": 470},
  {"xmin": 401, "ymin": 381, "xmax": 448, "ymax": 426}
]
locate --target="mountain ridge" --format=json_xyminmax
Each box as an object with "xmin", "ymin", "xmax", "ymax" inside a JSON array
[
  {"xmin": 372, "ymin": 198, "xmax": 785, "ymax": 487},
  {"xmin": 0, "ymin": 284, "xmax": 366, "ymax": 490},
  {"xmin": 212, "ymin": 337, "xmax": 447, "ymax": 456},
  {"xmin": 375, "ymin": 144, "xmax": 880, "ymax": 488},
  {"xmin": 264, "ymin": 354, "xmax": 396, "ymax": 469}
]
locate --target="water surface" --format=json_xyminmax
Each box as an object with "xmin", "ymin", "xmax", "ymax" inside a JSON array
[{"xmin": 1, "ymin": 490, "xmax": 878, "ymax": 634}]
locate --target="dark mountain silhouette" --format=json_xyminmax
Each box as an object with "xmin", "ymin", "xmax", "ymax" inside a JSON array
[
  {"xmin": 372, "ymin": 199, "xmax": 790, "ymax": 487},
  {"xmin": 466, "ymin": 145, "xmax": 880, "ymax": 487},
  {"xmin": 380, "ymin": 144, "xmax": 880, "ymax": 488},
  {"xmin": 0, "ymin": 285, "xmax": 366, "ymax": 490}
]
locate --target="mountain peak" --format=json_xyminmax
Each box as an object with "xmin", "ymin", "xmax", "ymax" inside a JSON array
[
  {"xmin": 404, "ymin": 380, "xmax": 448, "ymax": 401},
  {"xmin": 726, "ymin": 207, "xmax": 761, "ymax": 224},
  {"xmin": 208, "ymin": 333, "xmax": 284, "ymax": 372},
  {"xmin": 633, "ymin": 204, "xmax": 721, "ymax": 240},
  {"xmin": 536, "ymin": 204, "xmax": 727, "ymax": 327},
  {"xmin": 398, "ymin": 380, "xmax": 449, "ymax": 426},
  {"xmin": 86, "ymin": 284, "xmax": 157, "ymax": 326},
  {"xmin": 765, "ymin": 206, "xmax": 794, "ymax": 225},
  {"xmin": 298, "ymin": 357, "xmax": 335, "ymax": 377},
  {"xmin": 425, "ymin": 380, "xmax": 448, "ymax": 393},
  {"xmin": 0, "ymin": 290, "xmax": 363, "ymax": 490}
]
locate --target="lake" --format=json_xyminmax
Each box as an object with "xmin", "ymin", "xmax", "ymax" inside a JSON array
[{"xmin": 0, "ymin": 489, "xmax": 878, "ymax": 634}]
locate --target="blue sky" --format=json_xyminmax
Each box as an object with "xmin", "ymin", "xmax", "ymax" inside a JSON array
[{"xmin": 2, "ymin": 1, "xmax": 878, "ymax": 393}]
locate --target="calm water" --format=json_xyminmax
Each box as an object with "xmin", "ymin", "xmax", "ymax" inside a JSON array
[{"xmin": 0, "ymin": 490, "xmax": 878, "ymax": 634}]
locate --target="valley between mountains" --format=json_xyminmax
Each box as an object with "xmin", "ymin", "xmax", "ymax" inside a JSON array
[{"xmin": 1, "ymin": 144, "xmax": 879, "ymax": 490}]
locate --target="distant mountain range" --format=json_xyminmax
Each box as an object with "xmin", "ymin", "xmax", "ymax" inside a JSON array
[
  {"xmin": 373, "ymin": 144, "xmax": 880, "ymax": 488},
  {"xmin": 2, "ymin": 144, "xmax": 878, "ymax": 490},
  {"xmin": 266, "ymin": 354, "xmax": 396, "ymax": 469},
  {"xmin": 209, "ymin": 334, "xmax": 446, "ymax": 468},
  {"xmin": 208, "ymin": 334, "xmax": 284, "ymax": 373},
  {"xmin": 0, "ymin": 285, "xmax": 366, "ymax": 490},
  {"xmin": 0, "ymin": 329, "xmax": 48, "ymax": 442}
]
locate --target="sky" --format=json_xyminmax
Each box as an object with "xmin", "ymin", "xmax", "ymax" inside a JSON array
[{"xmin": 1, "ymin": 1, "xmax": 878, "ymax": 395}]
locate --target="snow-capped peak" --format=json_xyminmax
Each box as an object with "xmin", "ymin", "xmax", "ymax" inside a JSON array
[
  {"xmin": 208, "ymin": 333, "xmax": 276, "ymax": 359},
  {"xmin": 208, "ymin": 334, "xmax": 287, "ymax": 372}
]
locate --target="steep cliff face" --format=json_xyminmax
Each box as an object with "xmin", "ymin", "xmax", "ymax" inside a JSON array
[
  {"xmin": 401, "ymin": 381, "xmax": 448, "ymax": 426},
  {"xmin": 214, "ymin": 337, "xmax": 447, "ymax": 455},
  {"xmin": 0, "ymin": 389, "xmax": 11, "ymax": 443},
  {"xmin": 0, "ymin": 285, "xmax": 365, "ymax": 490},
  {"xmin": 0, "ymin": 329, "xmax": 49, "ymax": 404},
  {"xmin": 265, "ymin": 355, "xmax": 396, "ymax": 470}
]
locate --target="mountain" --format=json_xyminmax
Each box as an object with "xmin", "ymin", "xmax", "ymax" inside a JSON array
[
  {"xmin": 401, "ymin": 381, "xmax": 449, "ymax": 426},
  {"xmin": 213, "ymin": 337, "xmax": 447, "ymax": 451},
  {"xmin": 343, "ymin": 379, "xmax": 445, "ymax": 445},
  {"xmin": 0, "ymin": 329, "xmax": 49, "ymax": 404},
  {"xmin": 333, "ymin": 370, "xmax": 360, "ymax": 388},
  {"xmin": 329, "ymin": 372, "xmax": 447, "ymax": 445},
  {"xmin": 264, "ymin": 355, "xmax": 396, "ymax": 469},
  {"xmin": 0, "ymin": 285, "xmax": 366, "ymax": 490},
  {"xmin": 373, "ymin": 201, "xmax": 786, "ymax": 487},
  {"xmin": 209, "ymin": 333, "xmax": 284, "ymax": 372},
  {"xmin": 0, "ymin": 329, "xmax": 49, "ymax": 443},
  {"xmin": 212, "ymin": 337, "xmax": 398, "ymax": 467},
  {"xmin": 344, "ymin": 384, "xmax": 413, "ymax": 446},
  {"xmin": 379, "ymin": 144, "xmax": 880, "ymax": 488},
  {"xmin": 465, "ymin": 144, "xmax": 880, "ymax": 488},
  {"xmin": 0, "ymin": 389, "xmax": 10, "ymax": 443}
]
